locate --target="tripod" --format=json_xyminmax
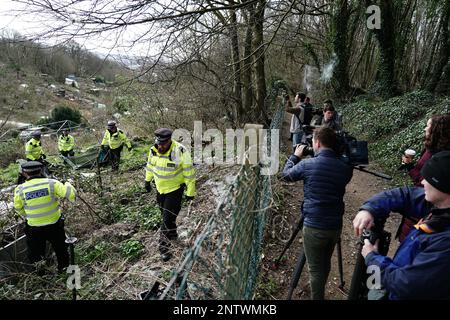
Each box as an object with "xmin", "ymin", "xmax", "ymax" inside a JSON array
[{"xmin": 272, "ymin": 216, "xmax": 347, "ymax": 299}]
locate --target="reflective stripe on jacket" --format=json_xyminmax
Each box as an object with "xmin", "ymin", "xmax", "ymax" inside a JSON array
[
  {"xmin": 145, "ymin": 140, "xmax": 196, "ymax": 197},
  {"xmin": 58, "ymin": 135, "xmax": 75, "ymax": 152},
  {"xmin": 101, "ymin": 129, "xmax": 131, "ymax": 150},
  {"xmin": 14, "ymin": 178, "xmax": 76, "ymax": 227},
  {"xmin": 25, "ymin": 138, "xmax": 43, "ymax": 160}
]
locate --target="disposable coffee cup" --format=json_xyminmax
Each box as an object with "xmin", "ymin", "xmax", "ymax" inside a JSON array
[{"xmin": 404, "ymin": 149, "xmax": 416, "ymax": 157}]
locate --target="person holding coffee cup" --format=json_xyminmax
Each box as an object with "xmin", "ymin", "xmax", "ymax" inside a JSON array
[
  {"xmin": 399, "ymin": 149, "xmax": 417, "ymax": 170},
  {"xmin": 396, "ymin": 115, "xmax": 450, "ymax": 242}
]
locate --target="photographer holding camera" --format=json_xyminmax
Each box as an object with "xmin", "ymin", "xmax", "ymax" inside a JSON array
[
  {"xmin": 286, "ymin": 92, "xmax": 307, "ymax": 152},
  {"xmin": 282, "ymin": 127, "xmax": 353, "ymax": 300},
  {"xmin": 353, "ymin": 151, "xmax": 450, "ymax": 299}
]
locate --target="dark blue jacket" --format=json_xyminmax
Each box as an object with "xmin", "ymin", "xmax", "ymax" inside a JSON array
[
  {"xmin": 362, "ymin": 187, "xmax": 450, "ymax": 299},
  {"xmin": 282, "ymin": 148, "xmax": 353, "ymax": 230}
]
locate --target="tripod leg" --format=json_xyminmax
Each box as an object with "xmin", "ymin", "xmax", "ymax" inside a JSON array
[
  {"xmin": 347, "ymin": 243, "xmax": 366, "ymax": 300},
  {"xmin": 286, "ymin": 252, "xmax": 307, "ymax": 299},
  {"xmin": 274, "ymin": 216, "xmax": 304, "ymax": 266},
  {"xmin": 336, "ymin": 238, "xmax": 346, "ymax": 294}
]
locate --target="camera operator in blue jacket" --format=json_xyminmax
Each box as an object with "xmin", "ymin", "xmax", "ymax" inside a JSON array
[
  {"xmin": 282, "ymin": 127, "xmax": 353, "ymax": 299},
  {"xmin": 353, "ymin": 151, "xmax": 450, "ymax": 299}
]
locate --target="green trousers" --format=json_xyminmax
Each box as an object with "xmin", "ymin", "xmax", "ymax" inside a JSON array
[{"xmin": 302, "ymin": 226, "xmax": 341, "ymax": 300}]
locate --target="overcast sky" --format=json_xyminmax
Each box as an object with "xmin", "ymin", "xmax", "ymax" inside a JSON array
[
  {"xmin": 0, "ymin": 0, "xmax": 158, "ymax": 59},
  {"xmin": 0, "ymin": 0, "xmax": 40, "ymax": 35}
]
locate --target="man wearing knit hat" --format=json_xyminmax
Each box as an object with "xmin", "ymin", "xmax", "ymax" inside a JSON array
[{"xmin": 353, "ymin": 151, "xmax": 450, "ymax": 299}]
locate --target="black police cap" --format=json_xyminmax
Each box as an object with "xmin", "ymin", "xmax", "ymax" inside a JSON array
[
  {"xmin": 107, "ymin": 120, "xmax": 117, "ymax": 128},
  {"xmin": 21, "ymin": 161, "xmax": 44, "ymax": 173},
  {"xmin": 154, "ymin": 128, "xmax": 173, "ymax": 144}
]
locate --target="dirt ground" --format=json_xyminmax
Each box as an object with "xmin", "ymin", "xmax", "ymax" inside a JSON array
[{"xmin": 257, "ymin": 112, "xmax": 402, "ymax": 300}]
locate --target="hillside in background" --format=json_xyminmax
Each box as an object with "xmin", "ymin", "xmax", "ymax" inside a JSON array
[{"xmin": 0, "ymin": 33, "xmax": 132, "ymax": 121}]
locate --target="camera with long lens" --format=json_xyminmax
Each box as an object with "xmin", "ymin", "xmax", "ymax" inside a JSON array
[{"xmin": 296, "ymin": 143, "xmax": 314, "ymax": 157}]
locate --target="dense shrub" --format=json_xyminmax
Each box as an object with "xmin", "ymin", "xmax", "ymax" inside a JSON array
[
  {"xmin": 0, "ymin": 138, "xmax": 23, "ymax": 166},
  {"xmin": 113, "ymin": 96, "xmax": 137, "ymax": 113},
  {"xmin": 50, "ymin": 106, "xmax": 82, "ymax": 124},
  {"xmin": 36, "ymin": 105, "xmax": 83, "ymax": 128}
]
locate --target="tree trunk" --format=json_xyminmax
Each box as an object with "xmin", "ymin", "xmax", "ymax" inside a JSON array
[
  {"xmin": 331, "ymin": 0, "xmax": 351, "ymax": 100},
  {"xmin": 371, "ymin": 0, "xmax": 400, "ymax": 98},
  {"xmin": 229, "ymin": 9, "xmax": 244, "ymax": 125},
  {"xmin": 252, "ymin": 0, "xmax": 268, "ymax": 125},
  {"xmin": 437, "ymin": 58, "xmax": 450, "ymax": 94},
  {"xmin": 427, "ymin": 0, "xmax": 450, "ymax": 92},
  {"xmin": 242, "ymin": 6, "xmax": 254, "ymax": 121}
]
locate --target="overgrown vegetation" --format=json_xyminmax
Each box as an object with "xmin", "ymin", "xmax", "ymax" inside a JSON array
[
  {"xmin": 255, "ymin": 276, "xmax": 279, "ymax": 299},
  {"xmin": 0, "ymin": 162, "xmax": 19, "ymax": 187},
  {"xmin": 0, "ymin": 138, "xmax": 22, "ymax": 167},
  {"xmin": 120, "ymin": 239, "xmax": 144, "ymax": 261},
  {"xmin": 48, "ymin": 106, "xmax": 83, "ymax": 125}
]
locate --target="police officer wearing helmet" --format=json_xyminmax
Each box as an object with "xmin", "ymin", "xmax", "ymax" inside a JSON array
[
  {"xmin": 13, "ymin": 161, "xmax": 77, "ymax": 272},
  {"xmin": 101, "ymin": 120, "xmax": 132, "ymax": 171},
  {"xmin": 58, "ymin": 129, "xmax": 75, "ymax": 157},
  {"xmin": 145, "ymin": 128, "xmax": 196, "ymax": 261},
  {"xmin": 25, "ymin": 130, "xmax": 46, "ymax": 162}
]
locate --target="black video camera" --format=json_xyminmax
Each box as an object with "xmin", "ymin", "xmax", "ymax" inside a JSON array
[
  {"xmin": 298, "ymin": 126, "xmax": 369, "ymax": 165},
  {"xmin": 336, "ymin": 131, "xmax": 369, "ymax": 166}
]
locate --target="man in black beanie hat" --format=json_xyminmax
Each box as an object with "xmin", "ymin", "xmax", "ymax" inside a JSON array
[{"xmin": 352, "ymin": 151, "xmax": 450, "ymax": 299}]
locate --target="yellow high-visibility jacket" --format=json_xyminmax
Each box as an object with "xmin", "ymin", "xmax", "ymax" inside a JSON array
[
  {"xmin": 14, "ymin": 178, "xmax": 76, "ymax": 227},
  {"xmin": 58, "ymin": 134, "xmax": 75, "ymax": 152},
  {"xmin": 145, "ymin": 140, "xmax": 196, "ymax": 197},
  {"xmin": 101, "ymin": 129, "xmax": 131, "ymax": 150},
  {"xmin": 25, "ymin": 138, "xmax": 44, "ymax": 161}
]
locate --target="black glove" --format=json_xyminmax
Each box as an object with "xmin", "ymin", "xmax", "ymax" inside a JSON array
[
  {"xmin": 41, "ymin": 154, "xmax": 46, "ymax": 159},
  {"xmin": 185, "ymin": 196, "xmax": 194, "ymax": 202},
  {"xmin": 145, "ymin": 181, "xmax": 152, "ymax": 193}
]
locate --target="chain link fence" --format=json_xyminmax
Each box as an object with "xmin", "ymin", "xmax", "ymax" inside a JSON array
[{"xmin": 159, "ymin": 82, "xmax": 288, "ymax": 300}]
